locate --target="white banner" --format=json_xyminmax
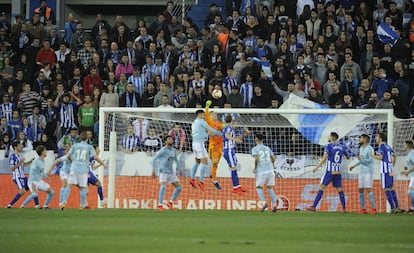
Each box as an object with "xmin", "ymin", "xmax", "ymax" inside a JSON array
[{"xmin": 275, "ymin": 155, "xmax": 306, "ymax": 175}]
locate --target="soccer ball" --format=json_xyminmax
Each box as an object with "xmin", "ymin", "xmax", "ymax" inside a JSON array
[{"xmin": 212, "ymin": 89, "xmax": 222, "ymax": 99}]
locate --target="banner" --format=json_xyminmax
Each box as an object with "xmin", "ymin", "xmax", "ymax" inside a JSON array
[
  {"xmin": 275, "ymin": 155, "xmax": 305, "ymax": 175},
  {"xmin": 0, "ymin": 175, "xmax": 409, "ymax": 212},
  {"xmin": 279, "ymin": 94, "xmax": 367, "ymax": 145}
]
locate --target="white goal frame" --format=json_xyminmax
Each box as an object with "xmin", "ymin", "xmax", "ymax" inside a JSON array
[{"xmin": 98, "ymin": 107, "xmax": 394, "ymax": 209}]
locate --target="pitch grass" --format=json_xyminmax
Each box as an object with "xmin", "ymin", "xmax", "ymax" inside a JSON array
[{"xmin": 0, "ymin": 209, "xmax": 413, "ymax": 253}]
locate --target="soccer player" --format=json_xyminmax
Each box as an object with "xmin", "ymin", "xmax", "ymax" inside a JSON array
[
  {"xmin": 306, "ymin": 132, "xmax": 349, "ymax": 212},
  {"xmin": 223, "ymin": 115, "xmax": 248, "ymax": 194},
  {"xmin": 49, "ymin": 151, "xmax": 71, "ymax": 209},
  {"xmin": 252, "ymin": 133, "xmax": 277, "ymax": 212},
  {"xmin": 6, "ymin": 141, "xmax": 39, "ymax": 208},
  {"xmin": 349, "ymin": 134, "xmax": 377, "ymax": 214},
  {"xmin": 190, "ymin": 109, "xmax": 221, "ymax": 191},
  {"xmin": 205, "ymin": 100, "xmax": 224, "ymax": 190},
  {"xmin": 401, "ymin": 140, "xmax": 414, "ymax": 213},
  {"xmin": 20, "ymin": 145, "xmax": 55, "ymax": 208},
  {"xmin": 152, "ymin": 135, "xmax": 182, "ymax": 211},
  {"xmin": 88, "ymin": 144, "xmax": 106, "ymax": 206},
  {"xmin": 63, "ymin": 131, "xmax": 107, "ymax": 210},
  {"xmin": 372, "ymin": 133, "xmax": 401, "ymax": 214}
]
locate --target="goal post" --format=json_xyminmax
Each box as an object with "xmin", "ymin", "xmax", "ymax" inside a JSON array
[{"xmin": 98, "ymin": 106, "xmax": 412, "ymax": 212}]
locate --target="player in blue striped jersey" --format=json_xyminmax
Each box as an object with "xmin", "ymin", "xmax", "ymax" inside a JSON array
[
  {"xmin": 20, "ymin": 145, "xmax": 55, "ymax": 208},
  {"xmin": 152, "ymin": 135, "xmax": 182, "ymax": 211},
  {"xmin": 190, "ymin": 109, "xmax": 221, "ymax": 191},
  {"xmin": 372, "ymin": 133, "xmax": 401, "ymax": 214},
  {"xmin": 64, "ymin": 131, "xmax": 107, "ymax": 210},
  {"xmin": 401, "ymin": 140, "xmax": 414, "ymax": 213},
  {"xmin": 223, "ymin": 115, "xmax": 250, "ymax": 194},
  {"xmin": 349, "ymin": 134, "xmax": 377, "ymax": 214},
  {"xmin": 6, "ymin": 141, "xmax": 39, "ymax": 208},
  {"xmin": 87, "ymin": 145, "xmax": 106, "ymax": 206},
  {"xmin": 307, "ymin": 132, "xmax": 349, "ymax": 212},
  {"xmin": 252, "ymin": 133, "xmax": 277, "ymax": 212}
]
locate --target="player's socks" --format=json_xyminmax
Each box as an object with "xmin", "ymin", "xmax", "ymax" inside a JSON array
[
  {"xmin": 44, "ymin": 190, "xmax": 55, "ymax": 207},
  {"xmin": 9, "ymin": 193, "xmax": 22, "ymax": 206},
  {"xmin": 34, "ymin": 196, "xmax": 39, "ymax": 206},
  {"xmin": 267, "ymin": 188, "xmax": 277, "ymax": 206},
  {"xmin": 359, "ymin": 192, "xmax": 366, "ymax": 209},
  {"xmin": 159, "ymin": 184, "xmax": 166, "ymax": 205},
  {"xmin": 212, "ymin": 165, "xmax": 217, "ymax": 181},
  {"xmin": 231, "ymin": 170, "xmax": 240, "ymax": 187},
  {"xmin": 62, "ymin": 186, "xmax": 71, "ymax": 203},
  {"xmin": 312, "ymin": 190, "xmax": 324, "ymax": 208},
  {"xmin": 171, "ymin": 186, "xmax": 182, "ymax": 202},
  {"xmin": 199, "ymin": 164, "xmax": 207, "ymax": 183},
  {"xmin": 390, "ymin": 190, "xmax": 399, "ymax": 208},
  {"xmin": 385, "ymin": 190, "xmax": 395, "ymax": 209},
  {"xmin": 191, "ymin": 163, "xmax": 199, "ymax": 179},
  {"xmin": 368, "ymin": 191, "xmax": 376, "ymax": 209},
  {"xmin": 80, "ymin": 188, "xmax": 88, "ymax": 208},
  {"xmin": 408, "ymin": 190, "xmax": 414, "ymax": 208},
  {"xmin": 21, "ymin": 192, "xmax": 38, "ymax": 207},
  {"xmin": 256, "ymin": 188, "xmax": 266, "ymax": 203},
  {"xmin": 97, "ymin": 186, "xmax": 104, "ymax": 201},
  {"xmin": 59, "ymin": 187, "xmax": 65, "ymax": 203},
  {"xmin": 338, "ymin": 191, "xmax": 346, "ymax": 210}
]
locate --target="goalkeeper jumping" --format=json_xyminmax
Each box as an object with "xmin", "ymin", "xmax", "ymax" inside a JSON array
[{"xmin": 205, "ymin": 100, "xmax": 224, "ymax": 190}]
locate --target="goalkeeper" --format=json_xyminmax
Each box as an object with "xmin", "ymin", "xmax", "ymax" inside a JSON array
[{"xmin": 205, "ymin": 100, "xmax": 224, "ymax": 190}]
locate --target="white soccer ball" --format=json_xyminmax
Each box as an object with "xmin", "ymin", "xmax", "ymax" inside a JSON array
[{"xmin": 212, "ymin": 89, "xmax": 222, "ymax": 99}]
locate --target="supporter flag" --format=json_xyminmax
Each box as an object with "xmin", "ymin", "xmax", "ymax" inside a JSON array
[
  {"xmin": 279, "ymin": 94, "xmax": 367, "ymax": 145},
  {"xmin": 377, "ymin": 22, "xmax": 400, "ymax": 46},
  {"xmin": 248, "ymin": 57, "xmax": 273, "ymax": 81}
]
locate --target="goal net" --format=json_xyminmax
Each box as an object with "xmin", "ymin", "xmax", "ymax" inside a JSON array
[{"xmin": 98, "ymin": 100, "xmax": 414, "ymax": 212}]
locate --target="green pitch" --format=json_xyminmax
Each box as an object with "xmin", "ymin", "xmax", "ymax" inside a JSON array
[{"xmin": 0, "ymin": 209, "xmax": 413, "ymax": 253}]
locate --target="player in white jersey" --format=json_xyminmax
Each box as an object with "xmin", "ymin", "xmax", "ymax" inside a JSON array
[
  {"xmin": 190, "ymin": 109, "xmax": 221, "ymax": 191},
  {"xmin": 64, "ymin": 131, "xmax": 107, "ymax": 210},
  {"xmin": 251, "ymin": 133, "xmax": 277, "ymax": 212},
  {"xmin": 152, "ymin": 135, "xmax": 182, "ymax": 211},
  {"xmin": 401, "ymin": 140, "xmax": 414, "ymax": 213},
  {"xmin": 349, "ymin": 134, "xmax": 377, "ymax": 214},
  {"xmin": 20, "ymin": 145, "xmax": 55, "ymax": 208},
  {"xmin": 6, "ymin": 141, "xmax": 39, "ymax": 208}
]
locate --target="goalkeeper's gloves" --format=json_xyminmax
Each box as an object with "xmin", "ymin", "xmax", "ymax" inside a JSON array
[{"xmin": 205, "ymin": 100, "xmax": 212, "ymax": 109}]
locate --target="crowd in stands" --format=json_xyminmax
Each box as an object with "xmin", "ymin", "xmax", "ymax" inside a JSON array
[{"xmin": 0, "ymin": 0, "xmax": 414, "ymax": 152}]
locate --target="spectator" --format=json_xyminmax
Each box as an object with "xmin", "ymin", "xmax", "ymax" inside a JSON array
[
  {"xmin": 83, "ymin": 66, "xmax": 103, "ymax": 95},
  {"xmin": 119, "ymin": 124, "xmax": 141, "ymax": 153},
  {"xmin": 376, "ymin": 90, "xmax": 393, "ymax": 109},
  {"xmin": 119, "ymin": 82, "xmax": 141, "ymax": 107},
  {"xmin": 227, "ymin": 85, "xmax": 244, "ymax": 108},
  {"xmin": 371, "ymin": 68, "xmax": 394, "ymax": 99}
]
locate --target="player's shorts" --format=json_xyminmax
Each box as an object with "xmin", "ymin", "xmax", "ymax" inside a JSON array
[
  {"xmin": 68, "ymin": 172, "xmax": 88, "ymax": 188},
  {"xmin": 256, "ymin": 171, "xmax": 275, "ymax": 187},
  {"xmin": 409, "ymin": 177, "xmax": 414, "ymax": 189},
  {"xmin": 381, "ymin": 173, "xmax": 394, "ymax": 189},
  {"xmin": 13, "ymin": 177, "xmax": 29, "ymax": 191},
  {"xmin": 88, "ymin": 170, "xmax": 99, "ymax": 185},
  {"xmin": 209, "ymin": 146, "xmax": 222, "ymax": 163},
  {"xmin": 223, "ymin": 148, "xmax": 238, "ymax": 168},
  {"xmin": 159, "ymin": 173, "xmax": 179, "ymax": 184},
  {"xmin": 28, "ymin": 180, "xmax": 50, "ymax": 192},
  {"xmin": 192, "ymin": 142, "xmax": 208, "ymax": 159},
  {"xmin": 60, "ymin": 170, "xmax": 69, "ymax": 181},
  {"xmin": 320, "ymin": 171, "xmax": 342, "ymax": 188},
  {"xmin": 358, "ymin": 173, "xmax": 373, "ymax": 189}
]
